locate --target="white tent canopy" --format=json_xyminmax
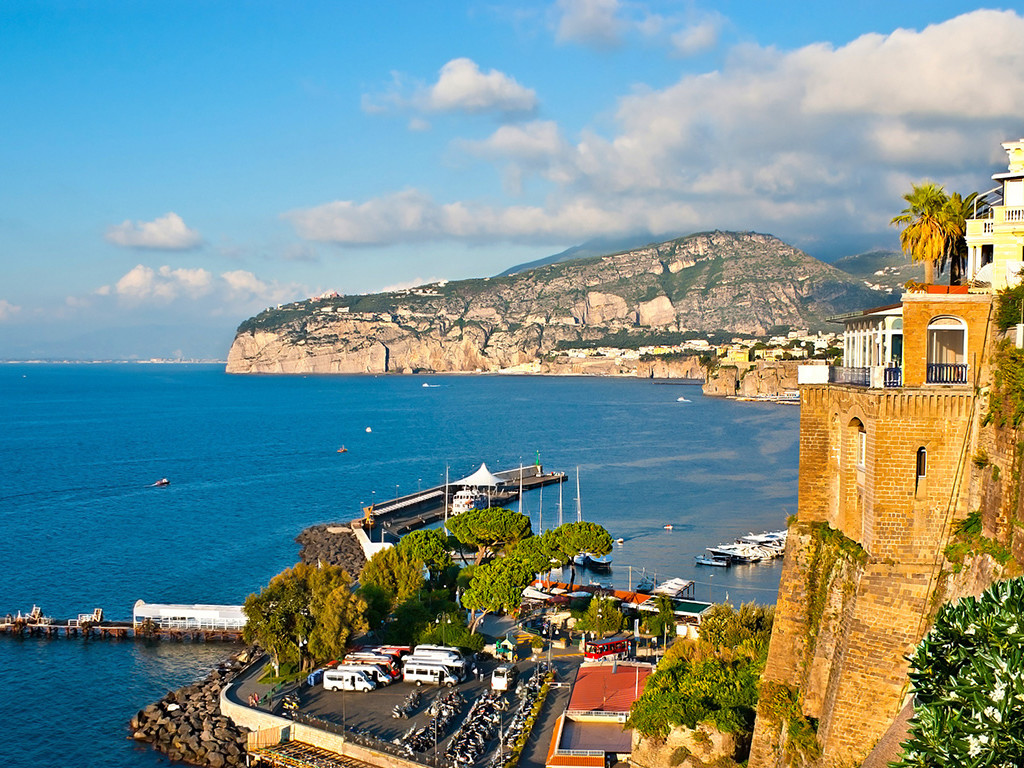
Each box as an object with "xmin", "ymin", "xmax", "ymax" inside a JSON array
[{"xmin": 454, "ymin": 463, "xmax": 506, "ymax": 488}]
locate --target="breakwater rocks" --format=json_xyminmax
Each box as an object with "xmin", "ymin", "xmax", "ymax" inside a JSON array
[
  {"xmin": 296, "ymin": 523, "xmax": 367, "ymax": 575},
  {"xmin": 130, "ymin": 651, "xmax": 252, "ymax": 767}
]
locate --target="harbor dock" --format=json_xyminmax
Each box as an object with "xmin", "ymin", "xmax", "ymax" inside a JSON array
[
  {"xmin": 0, "ymin": 604, "xmax": 245, "ymax": 642},
  {"xmin": 357, "ymin": 464, "xmax": 567, "ymax": 536}
]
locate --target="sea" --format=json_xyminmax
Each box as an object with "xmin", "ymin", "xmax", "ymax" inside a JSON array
[{"xmin": 0, "ymin": 364, "xmax": 799, "ymax": 767}]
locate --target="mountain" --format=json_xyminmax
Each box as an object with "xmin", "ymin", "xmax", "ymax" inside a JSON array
[
  {"xmin": 497, "ymin": 233, "xmax": 675, "ymax": 276},
  {"xmin": 832, "ymin": 248, "xmax": 923, "ymax": 292},
  {"xmin": 226, "ymin": 231, "xmax": 889, "ymax": 375}
]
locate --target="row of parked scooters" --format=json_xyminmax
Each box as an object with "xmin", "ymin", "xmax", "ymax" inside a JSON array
[
  {"xmin": 393, "ymin": 689, "xmax": 464, "ymax": 755},
  {"xmin": 446, "ymin": 691, "xmax": 508, "ymax": 766}
]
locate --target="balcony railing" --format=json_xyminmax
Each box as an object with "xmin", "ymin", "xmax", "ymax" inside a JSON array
[
  {"xmin": 883, "ymin": 367, "xmax": 903, "ymax": 388},
  {"xmin": 926, "ymin": 363, "xmax": 969, "ymax": 384},
  {"xmin": 829, "ymin": 366, "xmax": 870, "ymax": 387}
]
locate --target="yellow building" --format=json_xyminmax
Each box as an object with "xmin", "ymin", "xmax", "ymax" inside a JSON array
[{"xmin": 966, "ymin": 138, "xmax": 1024, "ymax": 289}]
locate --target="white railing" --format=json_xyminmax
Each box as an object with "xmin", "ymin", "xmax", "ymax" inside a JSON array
[
  {"xmin": 1003, "ymin": 207, "xmax": 1024, "ymax": 224},
  {"xmin": 984, "ymin": 221, "xmax": 994, "ymax": 233},
  {"xmin": 134, "ymin": 617, "xmax": 246, "ymax": 630}
]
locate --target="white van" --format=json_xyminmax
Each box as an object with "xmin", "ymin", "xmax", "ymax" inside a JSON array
[
  {"xmin": 340, "ymin": 663, "xmax": 398, "ymax": 686},
  {"xmin": 323, "ymin": 667, "xmax": 376, "ymax": 692},
  {"xmin": 402, "ymin": 659, "xmax": 463, "ymax": 687},
  {"xmin": 409, "ymin": 646, "xmax": 465, "ymax": 666},
  {"xmin": 490, "ymin": 664, "xmax": 519, "ymax": 692}
]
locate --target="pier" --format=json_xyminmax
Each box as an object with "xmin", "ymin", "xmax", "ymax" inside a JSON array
[
  {"xmin": 357, "ymin": 464, "xmax": 567, "ymax": 536},
  {"xmin": 1, "ymin": 605, "xmax": 245, "ymax": 642}
]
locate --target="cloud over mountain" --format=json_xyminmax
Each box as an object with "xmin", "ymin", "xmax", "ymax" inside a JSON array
[{"xmin": 290, "ymin": 9, "xmax": 1024, "ymax": 250}]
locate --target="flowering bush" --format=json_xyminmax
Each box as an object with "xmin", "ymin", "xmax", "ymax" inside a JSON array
[{"xmin": 895, "ymin": 578, "xmax": 1024, "ymax": 767}]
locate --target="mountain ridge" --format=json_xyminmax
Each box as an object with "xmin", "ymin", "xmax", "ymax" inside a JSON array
[{"xmin": 226, "ymin": 230, "xmax": 890, "ymax": 374}]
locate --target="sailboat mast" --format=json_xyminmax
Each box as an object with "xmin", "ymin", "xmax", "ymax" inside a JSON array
[
  {"xmin": 539, "ymin": 483, "xmax": 544, "ymax": 532},
  {"xmin": 518, "ymin": 464, "xmax": 523, "ymax": 516},
  {"xmin": 558, "ymin": 477, "xmax": 563, "ymax": 527},
  {"xmin": 576, "ymin": 466, "xmax": 582, "ymax": 523}
]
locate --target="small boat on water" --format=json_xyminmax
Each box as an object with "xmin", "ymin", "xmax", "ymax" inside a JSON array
[
  {"xmin": 337, "ymin": 446, "xmax": 348, "ymax": 453},
  {"xmin": 676, "ymin": 397, "xmax": 691, "ymax": 402},
  {"xmin": 153, "ymin": 478, "xmax": 170, "ymax": 487},
  {"xmin": 663, "ymin": 524, "xmax": 674, "ymax": 530},
  {"xmin": 696, "ymin": 553, "xmax": 730, "ymax": 567},
  {"xmin": 585, "ymin": 553, "xmax": 613, "ymax": 572}
]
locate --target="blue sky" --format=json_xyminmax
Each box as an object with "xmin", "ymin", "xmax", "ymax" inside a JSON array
[{"xmin": 1, "ymin": 1, "xmax": 1022, "ymax": 358}]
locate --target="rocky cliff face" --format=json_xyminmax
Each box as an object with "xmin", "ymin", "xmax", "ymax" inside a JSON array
[{"xmin": 227, "ymin": 231, "xmax": 883, "ymax": 375}]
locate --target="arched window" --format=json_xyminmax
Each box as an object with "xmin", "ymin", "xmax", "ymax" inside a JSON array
[{"xmin": 927, "ymin": 316, "xmax": 968, "ymax": 384}]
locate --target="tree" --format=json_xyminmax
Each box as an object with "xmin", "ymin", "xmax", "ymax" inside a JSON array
[
  {"xmin": 546, "ymin": 521, "xmax": 614, "ymax": 568},
  {"xmin": 891, "ymin": 182, "xmax": 951, "ymax": 286},
  {"xmin": 358, "ymin": 546, "xmax": 425, "ymax": 610},
  {"xmin": 462, "ymin": 555, "xmax": 536, "ymax": 631},
  {"xmin": 398, "ymin": 528, "xmax": 453, "ymax": 578},
  {"xmin": 894, "ymin": 578, "xmax": 1024, "ymax": 767},
  {"xmin": 575, "ymin": 596, "xmax": 624, "ymax": 636},
  {"xmin": 447, "ymin": 507, "xmax": 533, "ymax": 564},
  {"xmin": 307, "ymin": 568, "xmax": 368, "ymax": 663},
  {"xmin": 642, "ymin": 595, "xmax": 677, "ymax": 638},
  {"xmin": 942, "ymin": 190, "xmax": 979, "ymax": 285},
  {"xmin": 243, "ymin": 562, "xmax": 368, "ymax": 673}
]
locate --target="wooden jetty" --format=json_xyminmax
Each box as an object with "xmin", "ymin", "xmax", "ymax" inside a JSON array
[
  {"xmin": 0, "ymin": 605, "xmax": 244, "ymax": 642},
  {"xmin": 357, "ymin": 464, "xmax": 568, "ymax": 536}
]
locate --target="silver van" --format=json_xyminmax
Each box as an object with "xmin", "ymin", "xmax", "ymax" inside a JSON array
[
  {"xmin": 408, "ymin": 646, "xmax": 465, "ymax": 667},
  {"xmin": 323, "ymin": 667, "xmax": 376, "ymax": 692},
  {"xmin": 402, "ymin": 659, "xmax": 463, "ymax": 687},
  {"xmin": 490, "ymin": 664, "xmax": 519, "ymax": 692}
]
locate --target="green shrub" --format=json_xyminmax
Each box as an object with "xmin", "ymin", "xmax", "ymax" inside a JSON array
[{"xmin": 894, "ymin": 578, "xmax": 1024, "ymax": 766}]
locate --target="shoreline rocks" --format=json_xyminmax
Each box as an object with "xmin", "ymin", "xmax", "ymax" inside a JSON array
[
  {"xmin": 130, "ymin": 649, "xmax": 253, "ymax": 767},
  {"xmin": 296, "ymin": 523, "xmax": 367, "ymax": 576}
]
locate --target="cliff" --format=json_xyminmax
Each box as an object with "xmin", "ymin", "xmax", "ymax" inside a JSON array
[
  {"xmin": 701, "ymin": 360, "xmax": 803, "ymax": 398},
  {"xmin": 226, "ymin": 231, "xmax": 883, "ymax": 374}
]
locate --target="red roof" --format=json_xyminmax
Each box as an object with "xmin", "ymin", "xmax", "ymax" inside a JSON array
[{"xmin": 568, "ymin": 663, "xmax": 653, "ymax": 713}]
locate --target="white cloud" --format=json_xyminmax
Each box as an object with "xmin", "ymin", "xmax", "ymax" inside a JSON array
[
  {"xmin": 671, "ymin": 19, "xmax": 720, "ymax": 56},
  {"xmin": 114, "ymin": 265, "xmax": 213, "ymax": 302},
  {"xmin": 426, "ymin": 58, "xmax": 537, "ymax": 115},
  {"xmin": 98, "ymin": 264, "xmax": 302, "ymax": 312},
  {"xmin": 0, "ymin": 299, "xmax": 21, "ymax": 321},
  {"xmin": 555, "ymin": 0, "xmax": 624, "ymax": 47},
  {"xmin": 290, "ymin": 10, "xmax": 1024, "ymax": 250},
  {"xmin": 104, "ymin": 212, "xmax": 202, "ymax": 250}
]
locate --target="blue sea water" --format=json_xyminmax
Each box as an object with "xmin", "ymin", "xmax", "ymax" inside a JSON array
[{"xmin": 0, "ymin": 365, "xmax": 799, "ymax": 767}]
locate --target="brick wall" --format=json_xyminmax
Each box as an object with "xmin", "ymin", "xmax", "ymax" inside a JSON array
[{"xmin": 749, "ymin": 379, "xmax": 981, "ymax": 768}]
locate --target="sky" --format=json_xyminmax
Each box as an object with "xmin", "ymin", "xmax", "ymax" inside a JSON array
[{"xmin": 2, "ymin": 1, "xmax": 1023, "ymax": 359}]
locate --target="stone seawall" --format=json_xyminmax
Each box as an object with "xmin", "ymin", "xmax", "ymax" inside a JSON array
[{"xmin": 130, "ymin": 649, "xmax": 254, "ymax": 767}]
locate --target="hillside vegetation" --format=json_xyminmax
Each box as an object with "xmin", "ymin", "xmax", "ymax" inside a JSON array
[{"xmin": 227, "ymin": 231, "xmax": 889, "ymax": 374}]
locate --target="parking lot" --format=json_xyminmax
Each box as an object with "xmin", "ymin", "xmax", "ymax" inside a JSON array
[{"xmin": 259, "ymin": 652, "xmax": 583, "ymax": 768}]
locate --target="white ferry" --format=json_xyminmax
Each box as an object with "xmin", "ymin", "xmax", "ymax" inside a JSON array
[{"xmin": 451, "ymin": 488, "xmax": 488, "ymax": 514}]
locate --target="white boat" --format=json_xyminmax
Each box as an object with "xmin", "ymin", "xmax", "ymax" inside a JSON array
[
  {"xmin": 676, "ymin": 397, "xmax": 691, "ymax": 402},
  {"xmin": 451, "ymin": 488, "xmax": 488, "ymax": 514},
  {"xmin": 695, "ymin": 553, "xmax": 730, "ymax": 567}
]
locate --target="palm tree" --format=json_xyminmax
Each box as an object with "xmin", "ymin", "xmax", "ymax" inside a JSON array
[
  {"xmin": 891, "ymin": 182, "xmax": 950, "ymax": 285},
  {"xmin": 942, "ymin": 191, "xmax": 979, "ymax": 285}
]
